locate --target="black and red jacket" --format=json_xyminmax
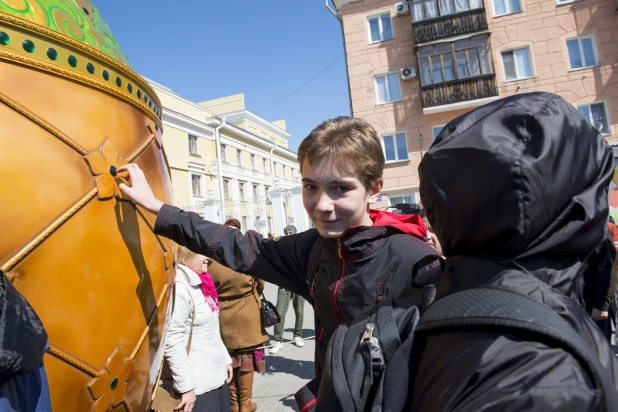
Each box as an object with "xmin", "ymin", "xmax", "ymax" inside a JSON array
[{"xmin": 154, "ymin": 207, "xmax": 438, "ymax": 406}]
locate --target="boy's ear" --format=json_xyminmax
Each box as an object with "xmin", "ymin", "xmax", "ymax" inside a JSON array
[{"xmin": 368, "ymin": 179, "xmax": 383, "ymax": 204}]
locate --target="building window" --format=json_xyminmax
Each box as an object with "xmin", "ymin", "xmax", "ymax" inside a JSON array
[
  {"xmin": 265, "ymin": 186, "xmax": 270, "ymax": 201},
  {"xmin": 390, "ymin": 194, "xmax": 415, "ymax": 207},
  {"xmin": 242, "ymin": 216, "xmax": 248, "ymax": 231},
  {"xmin": 383, "ymin": 132, "xmax": 409, "ymax": 162},
  {"xmin": 237, "ymin": 149, "xmax": 242, "ymax": 167},
  {"xmin": 223, "ymin": 179, "xmax": 230, "ymax": 200},
  {"xmin": 263, "ymin": 158, "xmax": 268, "ymax": 173},
  {"xmin": 432, "ymin": 125, "xmax": 445, "ymax": 139},
  {"xmin": 191, "ymin": 174, "xmax": 202, "ymax": 197},
  {"xmin": 368, "ymin": 13, "xmax": 393, "ymax": 43},
  {"xmin": 501, "ymin": 47, "xmax": 533, "ymax": 81},
  {"xmin": 412, "ymin": 0, "xmax": 483, "ymax": 22},
  {"xmin": 239, "ymin": 182, "xmax": 245, "ymax": 201},
  {"xmin": 188, "ymin": 135, "xmax": 198, "ymax": 155},
  {"xmin": 220, "ymin": 144, "xmax": 227, "ymax": 162},
  {"xmin": 253, "ymin": 184, "xmax": 259, "ymax": 202},
  {"xmin": 251, "ymin": 154, "xmax": 256, "ymax": 170},
  {"xmin": 419, "ymin": 35, "xmax": 492, "ymax": 86},
  {"xmin": 273, "ymin": 162, "xmax": 278, "ymax": 177},
  {"xmin": 283, "ymin": 166, "xmax": 287, "ymax": 179},
  {"xmin": 374, "ymin": 73, "xmax": 402, "ymax": 104},
  {"xmin": 578, "ymin": 102, "xmax": 611, "ymax": 135},
  {"xmin": 492, "ymin": 0, "xmax": 521, "ymax": 16},
  {"xmin": 567, "ymin": 35, "xmax": 599, "ymax": 70},
  {"xmin": 557, "ymin": 0, "xmax": 574, "ymax": 4}
]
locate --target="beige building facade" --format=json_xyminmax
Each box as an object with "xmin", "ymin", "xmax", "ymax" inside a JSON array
[
  {"xmin": 151, "ymin": 83, "xmax": 309, "ymax": 236},
  {"xmin": 332, "ymin": 0, "xmax": 618, "ymax": 207}
]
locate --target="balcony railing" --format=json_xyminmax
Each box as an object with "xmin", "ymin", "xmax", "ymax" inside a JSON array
[
  {"xmin": 420, "ymin": 74, "xmax": 498, "ymax": 108},
  {"xmin": 412, "ymin": 8, "xmax": 487, "ymax": 44}
]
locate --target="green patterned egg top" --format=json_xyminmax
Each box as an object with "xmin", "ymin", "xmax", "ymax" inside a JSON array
[{"xmin": 0, "ymin": 0, "xmax": 129, "ymax": 66}]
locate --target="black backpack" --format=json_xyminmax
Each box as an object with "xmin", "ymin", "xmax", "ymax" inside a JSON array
[{"xmin": 320, "ymin": 274, "xmax": 618, "ymax": 411}]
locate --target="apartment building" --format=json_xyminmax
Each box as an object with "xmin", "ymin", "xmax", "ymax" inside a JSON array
[
  {"xmin": 331, "ymin": 0, "xmax": 618, "ymax": 209},
  {"xmin": 151, "ymin": 84, "xmax": 308, "ymax": 236}
]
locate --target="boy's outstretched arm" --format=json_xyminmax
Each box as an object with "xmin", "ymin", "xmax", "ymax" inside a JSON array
[{"xmin": 118, "ymin": 164, "xmax": 313, "ymax": 299}]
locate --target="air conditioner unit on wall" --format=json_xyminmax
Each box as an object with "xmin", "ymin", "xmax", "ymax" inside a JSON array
[
  {"xmin": 400, "ymin": 66, "xmax": 416, "ymax": 80},
  {"xmin": 395, "ymin": 1, "xmax": 410, "ymax": 15}
]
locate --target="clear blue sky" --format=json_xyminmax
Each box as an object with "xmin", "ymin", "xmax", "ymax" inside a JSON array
[{"xmin": 97, "ymin": 0, "xmax": 351, "ymax": 151}]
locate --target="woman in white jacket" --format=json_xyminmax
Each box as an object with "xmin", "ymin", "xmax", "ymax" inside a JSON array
[{"xmin": 166, "ymin": 245, "xmax": 233, "ymax": 412}]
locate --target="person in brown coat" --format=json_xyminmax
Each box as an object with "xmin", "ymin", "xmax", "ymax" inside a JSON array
[{"xmin": 209, "ymin": 218, "xmax": 269, "ymax": 412}]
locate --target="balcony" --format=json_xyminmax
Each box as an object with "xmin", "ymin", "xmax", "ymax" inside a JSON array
[
  {"xmin": 420, "ymin": 74, "xmax": 498, "ymax": 109},
  {"xmin": 412, "ymin": 8, "xmax": 488, "ymax": 44}
]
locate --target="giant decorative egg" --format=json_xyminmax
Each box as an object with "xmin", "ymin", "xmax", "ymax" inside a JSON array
[{"xmin": 0, "ymin": 1, "xmax": 173, "ymax": 411}]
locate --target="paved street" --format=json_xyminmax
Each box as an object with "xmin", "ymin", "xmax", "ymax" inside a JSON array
[{"xmin": 253, "ymin": 282, "xmax": 315, "ymax": 411}]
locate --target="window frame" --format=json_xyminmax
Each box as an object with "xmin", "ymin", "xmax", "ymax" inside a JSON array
[
  {"xmin": 253, "ymin": 184, "xmax": 259, "ymax": 202},
  {"xmin": 418, "ymin": 35, "xmax": 493, "ymax": 87},
  {"xmin": 556, "ymin": 0, "xmax": 574, "ymax": 5},
  {"xmin": 236, "ymin": 149, "xmax": 242, "ymax": 167},
  {"xmin": 382, "ymin": 131, "xmax": 410, "ymax": 163},
  {"xmin": 367, "ymin": 12, "xmax": 394, "ymax": 44},
  {"xmin": 501, "ymin": 47, "xmax": 534, "ymax": 81},
  {"xmin": 188, "ymin": 134, "xmax": 198, "ymax": 155},
  {"xmin": 220, "ymin": 143, "xmax": 227, "ymax": 163},
  {"xmin": 566, "ymin": 34, "xmax": 600, "ymax": 71},
  {"xmin": 239, "ymin": 182, "xmax": 245, "ymax": 201},
  {"xmin": 263, "ymin": 158, "xmax": 268, "ymax": 174},
  {"xmin": 223, "ymin": 179, "xmax": 230, "ymax": 200},
  {"xmin": 273, "ymin": 162, "xmax": 278, "ymax": 177},
  {"xmin": 250, "ymin": 154, "xmax": 256, "ymax": 170},
  {"xmin": 374, "ymin": 72, "xmax": 403, "ymax": 105},
  {"xmin": 491, "ymin": 0, "xmax": 522, "ymax": 17},
  {"xmin": 578, "ymin": 101, "xmax": 611, "ymax": 136},
  {"xmin": 432, "ymin": 125, "xmax": 446, "ymax": 139},
  {"xmin": 389, "ymin": 194, "xmax": 415, "ymax": 207},
  {"xmin": 412, "ymin": 0, "xmax": 484, "ymax": 22},
  {"xmin": 191, "ymin": 174, "xmax": 203, "ymax": 198}
]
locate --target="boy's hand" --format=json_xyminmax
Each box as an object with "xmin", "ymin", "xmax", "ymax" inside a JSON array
[{"xmin": 117, "ymin": 164, "xmax": 164, "ymax": 215}]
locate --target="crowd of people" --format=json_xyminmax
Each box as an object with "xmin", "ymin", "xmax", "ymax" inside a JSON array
[{"xmin": 3, "ymin": 92, "xmax": 618, "ymax": 411}]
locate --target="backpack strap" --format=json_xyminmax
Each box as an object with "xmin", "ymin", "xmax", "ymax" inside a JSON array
[{"xmin": 417, "ymin": 286, "xmax": 618, "ymax": 411}]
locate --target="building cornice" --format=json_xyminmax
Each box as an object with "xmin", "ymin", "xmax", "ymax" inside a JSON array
[
  {"xmin": 219, "ymin": 122, "xmax": 298, "ymax": 162},
  {"xmin": 219, "ymin": 109, "xmax": 291, "ymax": 140},
  {"xmin": 162, "ymin": 108, "xmax": 215, "ymax": 139}
]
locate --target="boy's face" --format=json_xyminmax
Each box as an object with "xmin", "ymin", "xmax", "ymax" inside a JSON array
[{"xmin": 301, "ymin": 156, "xmax": 382, "ymax": 238}]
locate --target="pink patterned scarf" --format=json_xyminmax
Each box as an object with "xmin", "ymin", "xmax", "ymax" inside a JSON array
[{"xmin": 197, "ymin": 271, "xmax": 220, "ymax": 313}]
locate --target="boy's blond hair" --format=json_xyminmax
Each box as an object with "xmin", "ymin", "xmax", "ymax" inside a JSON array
[{"xmin": 298, "ymin": 117, "xmax": 385, "ymax": 189}]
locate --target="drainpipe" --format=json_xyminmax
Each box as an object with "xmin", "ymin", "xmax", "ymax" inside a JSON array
[
  {"xmin": 214, "ymin": 118, "xmax": 227, "ymax": 217},
  {"xmin": 326, "ymin": 0, "xmax": 354, "ymax": 117}
]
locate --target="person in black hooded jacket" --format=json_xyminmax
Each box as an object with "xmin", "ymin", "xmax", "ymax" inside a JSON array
[
  {"xmin": 416, "ymin": 92, "xmax": 618, "ymax": 410},
  {"xmin": 0, "ymin": 270, "xmax": 51, "ymax": 411}
]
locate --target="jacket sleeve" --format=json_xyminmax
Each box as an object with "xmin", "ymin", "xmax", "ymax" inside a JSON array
[
  {"xmin": 155, "ymin": 205, "xmax": 316, "ymax": 300},
  {"xmin": 164, "ymin": 283, "xmax": 194, "ymax": 394},
  {"xmin": 592, "ymin": 233, "xmax": 617, "ymax": 311},
  {"xmin": 221, "ymin": 339, "xmax": 232, "ymax": 366}
]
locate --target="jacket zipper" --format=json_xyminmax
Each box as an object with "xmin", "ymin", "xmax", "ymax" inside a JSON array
[
  {"xmin": 310, "ymin": 272, "xmax": 318, "ymax": 302},
  {"xmin": 333, "ymin": 238, "xmax": 345, "ymax": 323}
]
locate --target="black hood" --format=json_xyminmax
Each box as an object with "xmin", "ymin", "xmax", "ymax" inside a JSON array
[{"xmin": 419, "ymin": 92, "xmax": 614, "ymax": 295}]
